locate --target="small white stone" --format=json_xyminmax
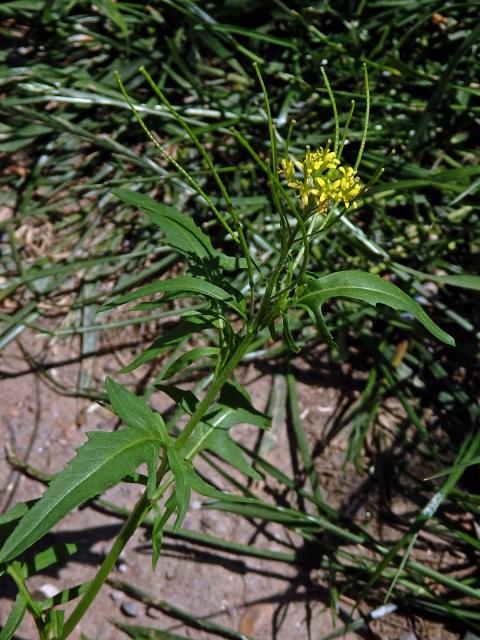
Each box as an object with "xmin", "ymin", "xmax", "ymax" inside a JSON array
[
  {"xmin": 121, "ymin": 601, "xmax": 139, "ymax": 618},
  {"xmin": 87, "ymin": 403, "xmax": 100, "ymax": 414},
  {"xmin": 34, "ymin": 583, "xmax": 59, "ymax": 599}
]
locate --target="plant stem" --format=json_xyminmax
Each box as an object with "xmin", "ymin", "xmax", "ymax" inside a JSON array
[
  {"xmin": 7, "ymin": 563, "xmax": 46, "ymax": 639},
  {"xmin": 174, "ymin": 331, "xmax": 253, "ymax": 451},
  {"xmin": 139, "ymin": 67, "xmax": 256, "ymax": 314},
  {"xmin": 59, "ymin": 333, "xmax": 253, "ymax": 639},
  {"xmin": 59, "ymin": 457, "xmax": 168, "ymax": 640}
]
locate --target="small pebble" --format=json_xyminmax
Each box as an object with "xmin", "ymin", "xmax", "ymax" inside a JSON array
[
  {"xmin": 121, "ymin": 601, "xmax": 139, "ymax": 618},
  {"xmin": 33, "ymin": 583, "xmax": 59, "ymax": 600},
  {"xmin": 118, "ymin": 561, "xmax": 129, "ymax": 574},
  {"xmin": 109, "ymin": 590, "xmax": 123, "ymax": 602}
]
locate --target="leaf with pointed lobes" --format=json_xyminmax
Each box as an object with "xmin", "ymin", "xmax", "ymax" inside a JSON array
[
  {"xmin": 0, "ymin": 380, "xmax": 166, "ymax": 565},
  {"xmin": 297, "ymin": 270, "xmax": 455, "ymax": 347}
]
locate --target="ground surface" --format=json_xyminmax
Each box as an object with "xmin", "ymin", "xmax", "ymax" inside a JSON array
[{"xmin": 0, "ymin": 325, "xmax": 460, "ymax": 640}]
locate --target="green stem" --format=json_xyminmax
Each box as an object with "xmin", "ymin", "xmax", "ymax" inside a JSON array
[
  {"xmin": 7, "ymin": 563, "xmax": 46, "ymax": 639},
  {"xmin": 321, "ymin": 67, "xmax": 339, "ymax": 155},
  {"xmin": 354, "ymin": 63, "xmax": 370, "ymax": 172},
  {"xmin": 114, "ymin": 71, "xmax": 239, "ymax": 245},
  {"xmin": 59, "ymin": 458, "xmax": 168, "ymax": 640},
  {"xmin": 139, "ymin": 67, "xmax": 256, "ymax": 317},
  {"xmin": 338, "ymin": 99, "xmax": 355, "ymax": 160},
  {"xmin": 59, "ymin": 333, "xmax": 253, "ymax": 638},
  {"xmin": 174, "ymin": 331, "xmax": 253, "ymax": 451}
]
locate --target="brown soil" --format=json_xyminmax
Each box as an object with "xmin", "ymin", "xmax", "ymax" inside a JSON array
[{"xmin": 0, "ymin": 327, "xmax": 460, "ymax": 640}]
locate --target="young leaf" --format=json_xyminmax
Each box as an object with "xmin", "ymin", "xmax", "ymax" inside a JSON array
[
  {"xmin": 203, "ymin": 381, "xmax": 271, "ymax": 430},
  {"xmin": 151, "ymin": 497, "xmax": 176, "ymax": 568},
  {"xmin": 166, "ymin": 450, "xmax": 191, "ymax": 531},
  {"xmin": 283, "ymin": 313, "xmax": 301, "ymax": 353},
  {"xmin": 186, "ymin": 463, "xmax": 253, "ymax": 503},
  {"xmin": 106, "ymin": 378, "xmax": 169, "ymax": 497},
  {"xmin": 157, "ymin": 382, "xmax": 263, "ymax": 479},
  {"xmin": 155, "ymin": 384, "xmax": 200, "ymax": 415},
  {"xmin": 106, "ymin": 378, "xmax": 169, "ymax": 441},
  {"xmin": 0, "ymin": 382, "xmax": 166, "ymax": 565},
  {"xmin": 119, "ymin": 314, "xmax": 213, "ymax": 373},
  {"xmin": 160, "ymin": 346, "xmax": 219, "ymax": 381},
  {"xmin": 195, "ymin": 426, "xmax": 261, "ymax": 480},
  {"xmin": 297, "ymin": 270, "xmax": 455, "ymax": 346}
]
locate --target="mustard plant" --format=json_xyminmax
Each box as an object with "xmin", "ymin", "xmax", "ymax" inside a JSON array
[{"xmin": 0, "ymin": 65, "xmax": 454, "ymax": 640}]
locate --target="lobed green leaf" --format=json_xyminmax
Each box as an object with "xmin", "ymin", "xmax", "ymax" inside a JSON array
[
  {"xmin": 189, "ymin": 425, "xmax": 261, "ymax": 480},
  {"xmin": 203, "ymin": 381, "xmax": 271, "ymax": 431},
  {"xmin": 0, "ymin": 381, "xmax": 166, "ymax": 565},
  {"xmin": 106, "ymin": 378, "xmax": 168, "ymax": 440},
  {"xmin": 297, "ymin": 270, "xmax": 455, "ymax": 347}
]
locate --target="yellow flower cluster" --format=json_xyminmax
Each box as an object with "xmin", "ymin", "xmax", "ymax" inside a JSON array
[{"xmin": 279, "ymin": 144, "xmax": 361, "ymax": 213}]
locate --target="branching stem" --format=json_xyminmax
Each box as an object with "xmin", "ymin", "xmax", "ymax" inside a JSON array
[{"xmin": 59, "ymin": 331, "xmax": 254, "ymax": 639}]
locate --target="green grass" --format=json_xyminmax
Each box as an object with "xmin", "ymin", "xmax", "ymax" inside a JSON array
[{"xmin": 1, "ymin": 1, "xmax": 479, "ymax": 638}]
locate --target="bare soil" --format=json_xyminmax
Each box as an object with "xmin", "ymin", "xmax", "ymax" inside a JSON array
[{"xmin": 0, "ymin": 326, "xmax": 460, "ymax": 640}]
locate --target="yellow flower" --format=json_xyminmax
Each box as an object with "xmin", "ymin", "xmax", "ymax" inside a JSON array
[
  {"xmin": 279, "ymin": 158, "xmax": 296, "ymax": 184},
  {"xmin": 301, "ymin": 144, "xmax": 340, "ymax": 176},
  {"xmin": 331, "ymin": 166, "xmax": 361, "ymax": 208},
  {"xmin": 285, "ymin": 178, "xmax": 318, "ymax": 206},
  {"xmin": 279, "ymin": 144, "xmax": 361, "ymax": 213}
]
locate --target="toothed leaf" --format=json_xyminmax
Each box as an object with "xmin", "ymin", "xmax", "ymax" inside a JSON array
[{"xmin": 297, "ymin": 270, "xmax": 454, "ymax": 346}]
